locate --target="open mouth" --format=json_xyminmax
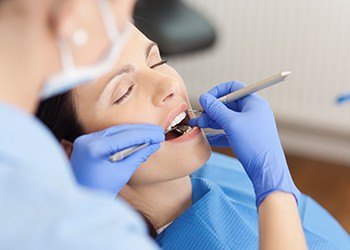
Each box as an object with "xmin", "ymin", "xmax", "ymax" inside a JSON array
[{"xmin": 165, "ymin": 111, "xmax": 194, "ymax": 141}]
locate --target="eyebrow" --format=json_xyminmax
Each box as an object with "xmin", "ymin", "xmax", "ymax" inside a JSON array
[
  {"xmin": 105, "ymin": 42, "xmax": 158, "ymax": 85},
  {"xmin": 98, "ymin": 42, "xmax": 159, "ymax": 100},
  {"xmin": 106, "ymin": 65, "xmax": 135, "ymax": 84},
  {"xmin": 97, "ymin": 65, "xmax": 134, "ymax": 100}
]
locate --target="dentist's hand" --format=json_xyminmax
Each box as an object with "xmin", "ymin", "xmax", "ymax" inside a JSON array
[
  {"xmin": 70, "ymin": 124, "xmax": 165, "ymax": 195},
  {"xmin": 189, "ymin": 81, "xmax": 300, "ymax": 207}
]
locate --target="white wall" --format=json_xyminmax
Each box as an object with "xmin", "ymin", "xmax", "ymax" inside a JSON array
[{"xmin": 169, "ymin": 0, "xmax": 350, "ymax": 165}]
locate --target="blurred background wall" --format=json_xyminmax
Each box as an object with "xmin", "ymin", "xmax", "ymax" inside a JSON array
[{"xmin": 167, "ymin": 0, "xmax": 350, "ymax": 165}]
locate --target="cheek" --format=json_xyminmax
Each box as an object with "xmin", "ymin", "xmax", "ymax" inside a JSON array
[
  {"xmin": 79, "ymin": 110, "xmax": 120, "ymax": 134},
  {"xmin": 169, "ymin": 68, "xmax": 190, "ymax": 102},
  {"xmin": 81, "ymin": 103, "xmax": 155, "ymax": 133}
]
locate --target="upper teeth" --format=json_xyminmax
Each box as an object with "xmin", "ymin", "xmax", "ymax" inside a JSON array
[{"xmin": 167, "ymin": 112, "xmax": 186, "ymax": 131}]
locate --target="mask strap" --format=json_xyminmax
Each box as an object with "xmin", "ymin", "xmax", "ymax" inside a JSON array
[
  {"xmin": 57, "ymin": 38, "xmax": 76, "ymax": 73},
  {"xmin": 40, "ymin": 0, "xmax": 132, "ymax": 100},
  {"xmin": 57, "ymin": 0, "xmax": 117, "ymax": 74},
  {"xmin": 98, "ymin": 0, "xmax": 118, "ymax": 41}
]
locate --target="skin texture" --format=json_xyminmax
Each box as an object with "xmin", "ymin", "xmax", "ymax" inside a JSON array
[
  {"xmin": 68, "ymin": 24, "xmax": 211, "ymax": 229},
  {"xmin": 259, "ymin": 192, "xmax": 307, "ymax": 250},
  {"xmin": 0, "ymin": 0, "xmax": 136, "ymax": 113},
  {"xmin": 71, "ymin": 24, "xmax": 211, "ymax": 186}
]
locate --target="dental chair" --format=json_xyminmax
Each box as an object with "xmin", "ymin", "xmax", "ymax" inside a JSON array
[{"xmin": 134, "ymin": 0, "xmax": 216, "ymax": 56}]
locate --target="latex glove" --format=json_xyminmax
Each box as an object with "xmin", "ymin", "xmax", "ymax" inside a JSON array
[
  {"xmin": 189, "ymin": 81, "xmax": 300, "ymax": 207},
  {"xmin": 70, "ymin": 124, "xmax": 165, "ymax": 195}
]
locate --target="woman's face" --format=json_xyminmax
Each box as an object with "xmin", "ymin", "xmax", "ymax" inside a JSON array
[{"xmin": 72, "ymin": 24, "xmax": 211, "ymax": 185}]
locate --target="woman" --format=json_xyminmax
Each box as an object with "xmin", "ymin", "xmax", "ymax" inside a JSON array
[{"xmin": 37, "ymin": 23, "xmax": 350, "ymax": 249}]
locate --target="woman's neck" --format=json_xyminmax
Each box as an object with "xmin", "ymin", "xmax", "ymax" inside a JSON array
[{"xmin": 120, "ymin": 176, "xmax": 193, "ymax": 230}]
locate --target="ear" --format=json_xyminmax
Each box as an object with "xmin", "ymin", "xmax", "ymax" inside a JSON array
[{"xmin": 60, "ymin": 139, "xmax": 73, "ymax": 159}]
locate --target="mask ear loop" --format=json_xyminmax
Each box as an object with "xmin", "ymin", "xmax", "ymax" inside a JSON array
[
  {"xmin": 98, "ymin": 0, "xmax": 119, "ymax": 41},
  {"xmin": 93, "ymin": 0, "xmax": 132, "ymax": 70},
  {"xmin": 40, "ymin": 0, "xmax": 132, "ymax": 100},
  {"xmin": 45, "ymin": 0, "xmax": 112, "ymax": 91},
  {"xmin": 56, "ymin": 37, "xmax": 76, "ymax": 79},
  {"xmin": 56, "ymin": 0, "xmax": 116, "ymax": 78}
]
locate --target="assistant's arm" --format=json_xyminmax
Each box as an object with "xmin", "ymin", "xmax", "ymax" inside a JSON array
[
  {"xmin": 0, "ymin": 161, "xmax": 159, "ymax": 249},
  {"xmin": 0, "ymin": 103, "xmax": 160, "ymax": 249}
]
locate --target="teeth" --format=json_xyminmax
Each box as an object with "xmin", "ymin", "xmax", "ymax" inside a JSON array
[
  {"xmin": 167, "ymin": 112, "xmax": 186, "ymax": 131},
  {"xmin": 178, "ymin": 125, "xmax": 192, "ymax": 134}
]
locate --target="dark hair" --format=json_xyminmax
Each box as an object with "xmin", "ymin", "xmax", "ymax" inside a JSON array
[
  {"xmin": 36, "ymin": 91, "xmax": 83, "ymax": 142},
  {"xmin": 36, "ymin": 92, "xmax": 158, "ymax": 238}
]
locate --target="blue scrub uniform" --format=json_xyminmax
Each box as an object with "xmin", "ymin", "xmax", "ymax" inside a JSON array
[
  {"xmin": 156, "ymin": 153, "xmax": 350, "ymax": 249},
  {"xmin": 0, "ymin": 102, "xmax": 158, "ymax": 249}
]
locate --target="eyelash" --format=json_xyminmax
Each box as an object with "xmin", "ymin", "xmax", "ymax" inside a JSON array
[
  {"xmin": 150, "ymin": 59, "xmax": 168, "ymax": 69},
  {"xmin": 114, "ymin": 85, "xmax": 134, "ymax": 104},
  {"xmin": 114, "ymin": 60, "xmax": 168, "ymax": 105}
]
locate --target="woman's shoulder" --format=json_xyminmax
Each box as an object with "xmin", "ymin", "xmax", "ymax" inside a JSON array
[
  {"xmin": 192, "ymin": 152, "xmax": 257, "ymax": 208},
  {"xmin": 156, "ymin": 177, "xmax": 259, "ymax": 249},
  {"xmin": 189, "ymin": 177, "xmax": 222, "ymax": 203}
]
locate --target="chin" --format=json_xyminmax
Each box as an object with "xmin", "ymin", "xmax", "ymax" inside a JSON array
[{"xmin": 128, "ymin": 128, "xmax": 211, "ymax": 185}]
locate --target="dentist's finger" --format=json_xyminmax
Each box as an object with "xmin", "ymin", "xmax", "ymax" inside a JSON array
[
  {"xmin": 82, "ymin": 128, "xmax": 165, "ymax": 157},
  {"xmin": 206, "ymin": 133, "xmax": 230, "ymax": 147},
  {"xmin": 207, "ymin": 81, "xmax": 246, "ymax": 98},
  {"xmin": 207, "ymin": 81, "xmax": 245, "ymax": 112},
  {"xmin": 199, "ymin": 93, "xmax": 240, "ymax": 129},
  {"xmin": 109, "ymin": 143, "xmax": 161, "ymax": 193},
  {"xmin": 95, "ymin": 124, "xmax": 164, "ymax": 137},
  {"xmin": 189, "ymin": 113, "xmax": 222, "ymax": 129},
  {"xmin": 208, "ymin": 81, "xmax": 262, "ymax": 112},
  {"xmin": 117, "ymin": 143, "xmax": 161, "ymax": 169}
]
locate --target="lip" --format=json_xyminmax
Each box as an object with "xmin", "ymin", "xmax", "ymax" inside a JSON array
[
  {"xmin": 165, "ymin": 126, "xmax": 201, "ymax": 143},
  {"xmin": 164, "ymin": 102, "xmax": 189, "ymax": 131}
]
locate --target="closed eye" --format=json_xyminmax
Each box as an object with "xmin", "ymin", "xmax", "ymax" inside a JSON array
[
  {"xmin": 150, "ymin": 60, "xmax": 168, "ymax": 69},
  {"xmin": 114, "ymin": 60, "xmax": 167, "ymax": 105},
  {"xmin": 114, "ymin": 85, "xmax": 134, "ymax": 104}
]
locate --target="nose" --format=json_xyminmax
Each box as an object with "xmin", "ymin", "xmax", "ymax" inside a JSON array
[
  {"xmin": 138, "ymin": 69, "xmax": 177, "ymax": 106},
  {"xmin": 152, "ymin": 76, "xmax": 178, "ymax": 106}
]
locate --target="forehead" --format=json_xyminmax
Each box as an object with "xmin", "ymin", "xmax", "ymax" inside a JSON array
[
  {"xmin": 77, "ymin": 25, "xmax": 149, "ymax": 86},
  {"xmin": 118, "ymin": 24, "xmax": 152, "ymax": 60},
  {"xmin": 72, "ymin": 25, "xmax": 151, "ymax": 105}
]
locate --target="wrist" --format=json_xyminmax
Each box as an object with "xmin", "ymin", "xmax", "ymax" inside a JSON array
[
  {"xmin": 258, "ymin": 191, "xmax": 297, "ymax": 210},
  {"xmin": 246, "ymin": 151, "xmax": 300, "ymax": 207},
  {"xmin": 256, "ymin": 188, "xmax": 300, "ymax": 208}
]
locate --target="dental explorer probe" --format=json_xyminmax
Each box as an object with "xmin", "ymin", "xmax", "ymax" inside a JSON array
[
  {"xmin": 109, "ymin": 71, "xmax": 291, "ymax": 162},
  {"xmin": 108, "ymin": 127, "xmax": 181, "ymax": 162},
  {"xmin": 188, "ymin": 71, "xmax": 291, "ymax": 114},
  {"xmin": 109, "ymin": 143, "xmax": 150, "ymax": 162}
]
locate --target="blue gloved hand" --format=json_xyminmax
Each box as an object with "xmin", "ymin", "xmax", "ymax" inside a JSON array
[
  {"xmin": 70, "ymin": 124, "xmax": 165, "ymax": 195},
  {"xmin": 189, "ymin": 81, "xmax": 300, "ymax": 207}
]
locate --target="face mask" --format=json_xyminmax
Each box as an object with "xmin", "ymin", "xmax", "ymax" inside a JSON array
[{"xmin": 40, "ymin": 0, "xmax": 131, "ymax": 100}]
